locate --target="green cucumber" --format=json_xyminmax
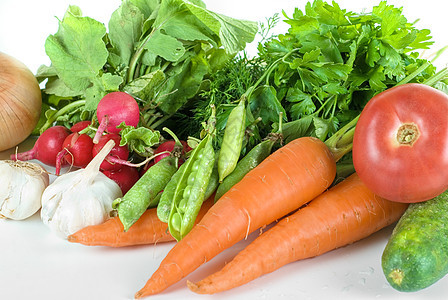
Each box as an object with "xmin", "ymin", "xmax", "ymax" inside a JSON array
[{"xmin": 381, "ymin": 190, "xmax": 448, "ymax": 292}]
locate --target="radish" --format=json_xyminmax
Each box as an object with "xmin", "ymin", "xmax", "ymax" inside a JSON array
[
  {"xmin": 154, "ymin": 140, "xmax": 191, "ymax": 164},
  {"xmin": 103, "ymin": 165, "xmax": 140, "ymax": 195},
  {"xmin": 92, "ymin": 133, "xmax": 133, "ymax": 172},
  {"xmin": 55, "ymin": 133, "xmax": 94, "ymax": 175},
  {"xmin": 93, "ymin": 92, "xmax": 140, "ymax": 143},
  {"xmin": 10, "ymin": 125, "xmax": 70, "ymax": 167},
  {"xmin": 70, "ymin": 120, "xmax": 92, "ymax": 133},
  {"xmin": 140, "ymin": 127, "xmax": 191, "ymax": 176},
  {"xmin": 139, "ymin": 139, "xmax": 191, "ymax": 176}
]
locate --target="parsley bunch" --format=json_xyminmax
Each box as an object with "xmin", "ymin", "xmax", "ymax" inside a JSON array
[{"xmin": 260, "ymin": 0, "xmax": 437, "ymax": 142}]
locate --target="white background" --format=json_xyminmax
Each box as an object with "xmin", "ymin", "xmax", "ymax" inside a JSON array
[
  {"xmin": 0, "ymin": 0, "xmax": 447, "ymax": 73},
  {"xmin": 0, "ymin": 1, "xmax": 447, "ymax": 300}
]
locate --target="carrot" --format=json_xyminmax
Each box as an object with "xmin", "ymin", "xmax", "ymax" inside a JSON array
[
  {"xmin": 187, "ymin": 173, "xmax": 409, "ymax": 294},
  {"xmin": 67, "ymin": 196, "xmax": 214, "ymax": 247},
  {"xmin": 134, "ymin": 136, "xmax": 338, "ymax": 298}
]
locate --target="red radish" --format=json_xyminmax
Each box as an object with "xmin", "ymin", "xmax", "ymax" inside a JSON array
[
  {"xmin": 93, "ymin": 92, "xmax": 140, "ymax": 143},
  {"xmin": 10, "ymin": 125, "xmax": 70, "ymax": 166},
  {"xmin": 92, "ymin": 133, "xmax": 131, "ymax": 171},
  {"xmin": 70, "ymin": 120, "xmax": 91, "ymax": 133},
  {"xmin": 103, "ymin": 165, "xmax": 140, "ymax": 195},
  {"xmin": 154, "ymin": 140, "xmax": 191, "ymax": 164},
  {"xmin": 55, "ymin": 133, "xmax": 94, "ymax": 175},
  {"xmin": 139, "ymin": 140, "xmax": 191, "ymax": 176}
]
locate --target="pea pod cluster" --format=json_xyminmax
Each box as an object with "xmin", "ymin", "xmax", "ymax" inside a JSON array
[
  {"xmin": 215, "ymin": 113, "xmax": 284, "ymax": 201},
  {"xmin": 157, "ymin": 152, "xmax": 219, "ymax": 223},
  {"xmin": 160, "ymin": 109, "xmax": 217, "ymax": 241}
]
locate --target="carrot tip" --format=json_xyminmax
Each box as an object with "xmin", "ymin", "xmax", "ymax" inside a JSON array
[
  {"xmin": 187, "ymin": 280, "xmax": 208, "ymax": 294},
  {"xmin": 186, "ymin": 280, "xmax": 198, "ymax": 292},
  {"xmin": 134, "ymin": 289, "xmax": 150, "ymax": 299},
  {"xmin": 66, "ymin": 235, "xmax": 76, "ymax": 243}
]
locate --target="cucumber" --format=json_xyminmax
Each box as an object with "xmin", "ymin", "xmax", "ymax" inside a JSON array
[{"xmin": 381, "ymin": 190, "xmax": 448, "ymax": 292}]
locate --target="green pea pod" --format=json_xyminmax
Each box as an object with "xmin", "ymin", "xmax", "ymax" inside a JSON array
[
  {"xmin": 157, "ymin": 161, "xmax": 189, "ymax": 223},
  {"xmin": 204, "ymin": 156, "xmax": 219, "ymax": 199},
  {"xmin": 215, "ymin": 138, "xmax": 275, "ymax": 201},
  {"xmin": 112, "ymin": 156, "xmax": 177, "ymax": 231},
  {"xmin": 149, "ymin": 191, "xmax": 163, "ymax": 209},
  {"xmin": 168, "ymin": 135, "xmax": 215, "ymax": 241},
  {"xmin": 218, "ymin": 99, "xmax": 246, "ymax": 182},
  {"xmin": 157, "ymin": 156, "xmax": 218, "ymax": 223}
]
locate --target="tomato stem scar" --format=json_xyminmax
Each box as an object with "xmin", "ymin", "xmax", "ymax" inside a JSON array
[{"xmin": 397, "ymin": 123, "xmax": 420, "ymax": 146}]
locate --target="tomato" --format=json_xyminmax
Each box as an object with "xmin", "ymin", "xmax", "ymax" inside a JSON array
[{"xmin": 352, "ymin": 83, "xmax": 448, "ymax": 203}]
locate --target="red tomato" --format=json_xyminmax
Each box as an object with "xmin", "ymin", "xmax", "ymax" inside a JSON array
[{"xmin": 352, "ymin": 83, "xmax": 448, "ymax": 203}]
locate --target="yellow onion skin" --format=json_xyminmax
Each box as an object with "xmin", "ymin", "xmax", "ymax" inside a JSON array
[{"xmin": 0, "ymin": 52, "xmax": 42, "ymax": 151}]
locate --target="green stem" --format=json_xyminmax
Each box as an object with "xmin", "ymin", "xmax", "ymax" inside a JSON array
[
  {"xmin": 396, "ymin": 61, "xmax": 432, "ymax": 86},
  {"xmin": 324, "ymin": 115, "xmax": 359, "ymax": 162},
  {"xmin": 423, "ymin": 67, "xmax": 448, "ymax": 87},
  {"xmin": 39, "ymin": 100, "xmax": 87, "ymax": 134},
  {"xmin": 128, "ymin": 33, "xmax": 152, "ymax": 83},
  {"xmin": 313, "ymin": 94, "xmax": 336, "ymax": 118},
  {"xmin": 162, "ymin": 127, "xmax": 184, "ymax": 168},
  {"xmin": 277, "ymin": 112, "xmax": 284, "ymax": 134},
  {"xmin": 428, "ymin": 45, "xmax": 448, "ymax": 63},
  {"xmin": 150, "ymin": 113, "xmax": 174, "ymax": 129},
  {"xmin": 335, "ymin": 161, "xmax": 355, "ymax": 181},
  {"xmin": 243, "ymin": 48, "xmax": 299, "ymax": 100}
]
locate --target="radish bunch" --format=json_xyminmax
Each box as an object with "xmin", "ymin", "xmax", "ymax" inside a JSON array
[{"xmin": 12, "ymin": 92, "xmax": 190, "ymax": 194}]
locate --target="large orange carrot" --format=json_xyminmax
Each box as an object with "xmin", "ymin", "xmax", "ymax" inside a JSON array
[
  {"xmin": 67, "ymin": 196, "xmax": 214, "ymax": 247},
  {"xmin": 187, "ymin": 173, "xmax": 409, "ymax": 294},
  {"xmin": 135, "ymin": 136, "xmax": 337, "ymax": 298}
]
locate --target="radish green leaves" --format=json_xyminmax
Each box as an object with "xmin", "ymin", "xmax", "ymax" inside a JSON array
[{"xmin": 37, "ymin": 0, "xmax": 257, "ymax": 138}]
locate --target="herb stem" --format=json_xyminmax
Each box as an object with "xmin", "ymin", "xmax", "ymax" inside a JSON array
[
  {"xmin": 324, "ymin": 115, "xmax": 359, "ymax": 162},
  {"xmin": 423, "ymin": 67, "xmax": 448, "ymax": 87},
  {"xmin": 128, "ymin": 33, "xmax": 153, "ymax": 83},
  {"xmin": 397, "ymin": 61, "xmax": 432, "ymax": 86},
  {"xmin": 243, "ymin": 48, "xmax": 300, "ymax": 100},
  {"xmin": 39, "ymin": 100, "xmax": 87, "ymax": 134},
  {"xmin": 150, "ymin": 113, "xmax": 174, "ymax": 129}
]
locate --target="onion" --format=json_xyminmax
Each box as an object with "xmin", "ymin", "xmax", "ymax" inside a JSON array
[{"xmin": 0, "ymin": 52, "xmax": 42, "ymax": 151}]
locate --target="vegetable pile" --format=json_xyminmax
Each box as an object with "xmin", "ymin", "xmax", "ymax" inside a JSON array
[{"xmin": 2, "ymin": 0, "xmax": 448, "ymax": 298}]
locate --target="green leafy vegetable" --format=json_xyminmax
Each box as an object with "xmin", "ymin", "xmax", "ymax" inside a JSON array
[
  {"xmin": 259, "ymin": 0, "xmax": 438, "ymax": 143},
  {"xmin": 175, "ymin": 0, "xmax": 443, "ymax": 157},
  {"xmin": 36, "ymin": 0, "xmax": 258, "ymax": 151}
]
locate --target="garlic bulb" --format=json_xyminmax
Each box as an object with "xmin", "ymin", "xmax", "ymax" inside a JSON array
[
  {"xmin": 0, "ymin": 160, "xmax": 49, "ymax": 220},
  {"xmin": 41, "ymin": 140, "xmax": 123, "ymax": 238}
]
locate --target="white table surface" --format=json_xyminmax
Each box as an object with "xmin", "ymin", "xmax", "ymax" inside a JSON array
[{"xmin": 1, "ymin": 1, "xmax": 447, "ymax": 299}]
